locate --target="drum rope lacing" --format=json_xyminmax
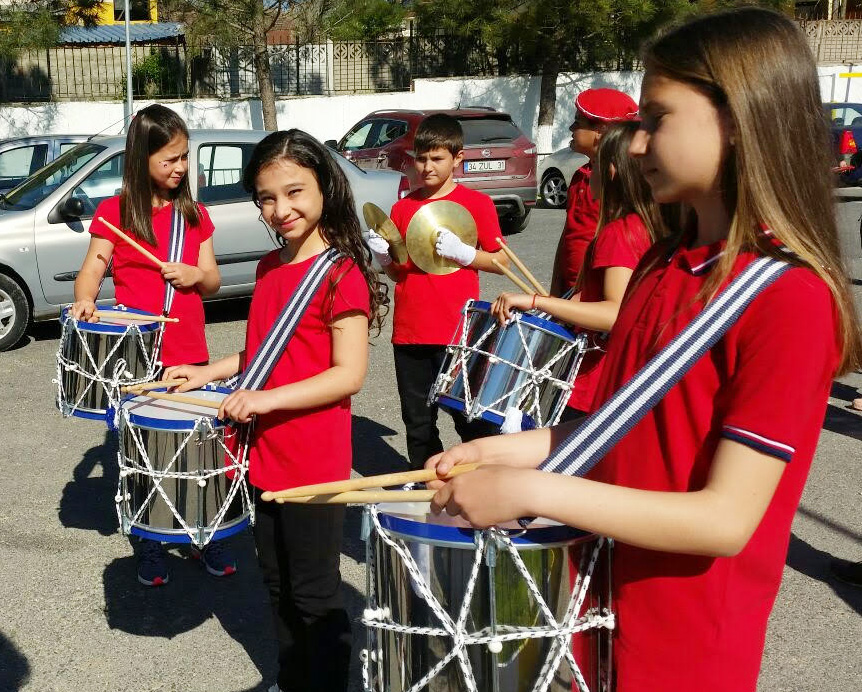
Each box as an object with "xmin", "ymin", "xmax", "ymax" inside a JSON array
[
  {"xmin": 54, "ymin": 314, "xmax": 161, "ymax": 417},
  {"xmin": 439, "ymin": 304, "xmax": 587, "ymax": 428},
  {"xmin": 360, "ymin": 505, "xmax": 615, "ymax": 692},
  {"xmin": 114, "ymin": 408, "xmax": 253, "ymax": 547}
]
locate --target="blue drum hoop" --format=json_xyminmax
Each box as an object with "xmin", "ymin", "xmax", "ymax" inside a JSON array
[{"xmin": 60, "ymin": 305, "xmax": 161, "ymax": 335}]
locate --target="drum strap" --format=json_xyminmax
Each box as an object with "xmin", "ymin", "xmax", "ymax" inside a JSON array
[
  {"xmin": 227, "ymin": 247, "xmax": 342, "ymax": 391},
  {"xmin": 536, "ymin": 255, "xmax": 791, "ymax": 480},
  {"xmin": 161, "ymin": 205, "xmax": 186, "ymax": 317}
]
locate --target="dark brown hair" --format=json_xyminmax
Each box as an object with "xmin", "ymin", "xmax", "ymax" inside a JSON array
[
  {"xmin": 120, "ymin": 104, "xmax": 199, "ymax": 245},
  {"xmin": 414, "ymin": 113, "xmax": 463, "ymax": 156},
  {"xmin": 242, "ymin": 129, "xmax": 389, "ymax": 334}
]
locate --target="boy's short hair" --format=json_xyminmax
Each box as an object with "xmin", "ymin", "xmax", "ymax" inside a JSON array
[{"xmin": 414, "ymin": 113, "xmax": 463, "ymax": 156}]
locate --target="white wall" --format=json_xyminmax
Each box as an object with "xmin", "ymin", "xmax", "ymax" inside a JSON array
[{"xmin": 0, "ymin": 66, "xmax": 847, "ymax": 153}]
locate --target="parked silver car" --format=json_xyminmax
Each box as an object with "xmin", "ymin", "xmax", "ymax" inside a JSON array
[
  {"xmin": 0, "ymin": 129, "xmax": 405, "ymax": 351},
  {"xmin": 537, "ymin": 147, "xmax": 589, "ymax": 209},
  {"xmin": 0, "ymin": 135, "xmax": 91, "ymax": 195}
]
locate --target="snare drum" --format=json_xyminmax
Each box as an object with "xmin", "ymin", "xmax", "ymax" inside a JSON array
[
  {"xmin": 115, "ymin": 384, "xmax": 252, "ymax": 547},
  {"xmin": 362, "ymin": 502, "xmax": 613, "ymax": 692},
  {"xmin": 56, "ymin": 305, "xmax": 162, "ymax": 420},
  {"xmin": 431, "ymin": 300, "xmax": 588, "ymax": 429}
]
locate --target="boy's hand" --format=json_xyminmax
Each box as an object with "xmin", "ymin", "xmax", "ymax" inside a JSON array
[
  {"xmin": 435, "ymin": 229, "xmax": 476, "ymax": 266},
  {"xmin": 366, "ymin": 230, "xmax": 393, "ymax": 266}
]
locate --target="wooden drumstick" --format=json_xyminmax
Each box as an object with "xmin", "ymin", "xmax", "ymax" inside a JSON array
[
  {"xmin": 495, "ymin": 238, "xmax": 549, "ymax": 296},
  {"xmin": 120, "ymin": 378, "xmax": 188, "ymax": 394},
  {"xmin": 261, "ymin": 463, "xmax": 481, "ymax": 502},
  {"xmin": 124, "ymin": 389, "xmax": 222, "ymax": 410},
  {"xmin": 93, "ymin": 310, "xmax": 179, "ymax": 323},
  {"xmin": 97, "ymin": 216, "xmax": 166, "ymax": 270},
  {"xmin": 275, "ymin": 489, "xmax": 437, "ymax": 504},
  {"xmin": 492, "ymin": 259, "xmax": 533, "ymax": 295}
]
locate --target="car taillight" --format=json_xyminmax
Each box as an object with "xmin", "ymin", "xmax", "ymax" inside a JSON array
[
  {"xmin": 398, "ymin": 174, "xmax": 410, "ymax": 198},
  {"xmin": 840, "ymin": 129, "xmax": 858, "ymax": 155},
  {"xmin": 523, "ymin": 145, "xmax": 537, "ymax": 155}
]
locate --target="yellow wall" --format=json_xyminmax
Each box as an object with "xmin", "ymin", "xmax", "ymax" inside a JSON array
[{"xmin": 95, "ymin": 1, "xmax": 159, "ymax": 25}]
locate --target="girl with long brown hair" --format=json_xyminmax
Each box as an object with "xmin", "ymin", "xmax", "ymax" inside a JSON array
[{"xmin": 425, "ymin": 8, "xmax": 862, "ymax": 691}]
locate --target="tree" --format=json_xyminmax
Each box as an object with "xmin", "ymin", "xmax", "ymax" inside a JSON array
[
  {"xmin": 162, "ymin": 1, "xmax": 299, "ymax": 130},
  {"xmin": 0, "ymin": 0, "xmax": 101, "ymax": 63},
  {"xmin": 323, "ymin": 0, "xmax": 407, "ymax": 41}
]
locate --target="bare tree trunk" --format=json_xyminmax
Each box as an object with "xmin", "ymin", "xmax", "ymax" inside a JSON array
[
  {"xmin": 535, "ymin": 52, "xmax": 559, "ymax": 154},
  {"xmin": 252, "ymin": 5, "xmax": 278, "ymax": 131}
]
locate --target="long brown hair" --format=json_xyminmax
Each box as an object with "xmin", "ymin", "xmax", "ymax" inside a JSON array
[
  {"xmin": 643, "ymin": 7, "xmax": 862, "ymax": 374},
  {"xmin": 578, "ymin": 121, "xmax": 668, "ymax": 290},
  {"xmin": 242, "ymin": 129, "xmax": 389, "ymax": 334},
  {"xmin": 120, "ymin": 104, "xmax": 200, "ymax": 246}
]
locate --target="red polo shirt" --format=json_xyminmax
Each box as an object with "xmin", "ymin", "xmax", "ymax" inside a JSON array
[
  {"xmin": 390, "ymin": 184, "xmax": 501, "ymax": 345},
  {"xmin": 587, "ymin": 240, "xmax": 840, "ymax": 691},
  {"xmin": 90, "ymin": 196, "xmax": 214, "ymax": 366},
  {"xmin": 567, "ymin": 213, "xmax": 652, "ymax": 412},
  {"xmin": 551, "ymin": 164, "xmax": 600, "ymax": 296}
]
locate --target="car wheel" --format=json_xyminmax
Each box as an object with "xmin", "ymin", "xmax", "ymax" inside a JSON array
[
  {"xmin": 0, "ymin": 273, "xmax": 30, "ymax": 351},
  {"xmin": 540, "ymin": 169, "xmax": 568, "ymax": 208}
]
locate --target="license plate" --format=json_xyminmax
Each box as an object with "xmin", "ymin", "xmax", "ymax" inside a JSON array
[{"xmin": 465, "ymin": 160, "xmax": 505, "ymax": 173}]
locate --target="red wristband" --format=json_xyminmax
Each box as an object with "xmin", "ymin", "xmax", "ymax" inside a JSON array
[{"xmin": 531, "ymin": 294, "xmax": 538, "ymax": 309}]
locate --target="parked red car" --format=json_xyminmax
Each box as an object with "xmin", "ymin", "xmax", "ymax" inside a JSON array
[
  {"xmin": 825, "ymin": 102, "xmax": 862, "ymax": 184},
  {"xmin": 328, "ymin": 108, "xmax": 537, "ymax": 232}
]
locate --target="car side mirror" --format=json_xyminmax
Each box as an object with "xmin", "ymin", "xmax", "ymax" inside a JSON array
[
  {"xmin": 324, "ymin": 139, "xmax": 338, "ymax": 148},
  {"xmin": 58, "ymin": 196, "xmax": 84, "ymax": 218}
]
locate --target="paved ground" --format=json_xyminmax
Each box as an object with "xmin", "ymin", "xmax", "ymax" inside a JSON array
[{"xmin": 1, "ymin": 208, "xmax": 860, "ymax": 691}]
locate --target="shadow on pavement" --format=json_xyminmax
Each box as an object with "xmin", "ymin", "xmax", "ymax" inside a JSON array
[
  {"xmin": 0, "ymin": 630, "xmax": 30, "ymax": 691},
  {"xmin": 822, "ymin": 402, "xmax": 862, "ymax": 442},
  {"xmin": 785, "ymin": 533, "xmax": 862, "ymax": 616},
  {"xmin": 58, "ymin": 430, "xmax": 120, "ymax": 536},
  {"xmin": 351, "ymin": 415, "xmax": 408, "ymax": 478},
  {"xmin": 102, "ymin": 530, "xmax": 277, "ymax": 686}
]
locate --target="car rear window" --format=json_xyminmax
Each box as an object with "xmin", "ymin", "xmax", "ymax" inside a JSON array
[{"xmin": 459, "ymin": 118, "xmax": 522, "ymax": 146}]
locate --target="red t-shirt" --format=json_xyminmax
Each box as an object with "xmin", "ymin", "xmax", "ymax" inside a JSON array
[
  {"xmin": 242, "ymin": 250, "xmax": 370, "ymax": 492},
  {"xmin": 390, "ymin": 184, "xmax": 501, "ymax": 345},
  {"xmin": 567, "ymin": 213, "xmax": 653, "ymax": 413},
  {"xmin": 550, "ymin": 164, "xmax": 600, "ymax": 296},
  {"xmin": 89, "ymin": 196, "xmax": 214, "ymax": 366},
  {"xmin": 587, "ymin": 240, "xmax": 839, "ymax": 691}
]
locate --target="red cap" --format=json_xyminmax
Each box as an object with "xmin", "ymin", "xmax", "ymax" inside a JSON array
[{"xmin": 575, "ymin": 88, "xmax": 639, "ymax": 123}]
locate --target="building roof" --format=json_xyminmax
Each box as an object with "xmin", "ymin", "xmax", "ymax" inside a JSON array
[{"xmin": 59, "ymin": 22, "xmax": 183, "ymax": 45}]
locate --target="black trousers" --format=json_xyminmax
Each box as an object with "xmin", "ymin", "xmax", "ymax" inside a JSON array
[
  {"xmin": 253, "ymin": 494, "xmax": 351, "ymax": 692},
  {"xmin": 393, "ymin": 343, "xmax": 499, "ymax": 469}
]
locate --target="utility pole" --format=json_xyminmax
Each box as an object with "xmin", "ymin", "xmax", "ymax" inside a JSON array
[{"xmin": 124, "ymin": 0, "xmax": 133, "ymax": 132}]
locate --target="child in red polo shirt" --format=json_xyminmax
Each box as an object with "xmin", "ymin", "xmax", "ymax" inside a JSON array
[
  {"xmin": 492, "ymin": 121, "xmax": 666, "ymax": 421},
  {"xmin": 166, "ymin": 129, "xmax": 388, "ymax": 692},
  {"xmin": 366, "ymin": 113, "xmax": 509, "ymax": 469},
  {"xmin": 426, "ymin": 9, "xmax": 862, "ymax": 692},
  {"xmin": 70, "ymin": 104, "xmax": 224, "ymax": 587},
  {"xmin": 550, "ymin": 88, "xmax": 638, "ymax": 296}
]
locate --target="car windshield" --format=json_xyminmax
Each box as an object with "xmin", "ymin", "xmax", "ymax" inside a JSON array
[
  {"xmin": 460, "ymin": 118, "xmax": 521, "ymax": 145},
  {"xmin": 0, "ymin": 142, "xmax": 104, "ymax": 211}
]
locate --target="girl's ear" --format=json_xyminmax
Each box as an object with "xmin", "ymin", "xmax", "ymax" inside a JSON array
[{"xmin": 721, "ymin": 107, "xmax": 737, "ymax": 147}]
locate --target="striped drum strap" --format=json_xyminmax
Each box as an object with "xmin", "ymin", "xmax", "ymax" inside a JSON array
[
  {"xmin": 161, "ymin": 206, "xmax": 186, "ymax": 317},
  {"xmin": 230, "ymin": 248, "xmax": 342, "ymax": 392},
  {"xmin": 538, "ymin": 255, "xmax": 790, "ymax": 479}
]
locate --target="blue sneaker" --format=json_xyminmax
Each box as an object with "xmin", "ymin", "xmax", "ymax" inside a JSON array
[
  {"xmin": 191, "ymin": 540, "xmax": 237, "ymax": 577},
  {"xmin": 137, "ymin": 539, "xmax": 169, "ymax": 586}
]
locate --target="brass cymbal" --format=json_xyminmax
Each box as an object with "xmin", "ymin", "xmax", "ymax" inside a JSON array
[
  {"xmin": 362, "ymin": 202, "xmax": 408, "ymax": 264},
  {"xmin": 405, "ymin": 200, "xmax": 478, "ymax": 275}
]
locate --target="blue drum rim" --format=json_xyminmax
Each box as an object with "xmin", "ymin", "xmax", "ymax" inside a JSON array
[
  {"xmin": 376, "ymin": 507, "xmax": 591, "ymax": 548},
  {"xmin": 61, "ymin": 305, "xmax": 161, "ymax": 334},
  {"xmin": 128, "ymin": 513, "xmax": 250, "ymax": 544},
  {"xmin": 120, "ymin": 383, "xmax": 232, "ymax": 430},
  {"xmin": 437, "ymin": 394, "xmax": 505, "ymax": 426},
  {"xmin": 469, "ymin": 300, "xmax": 575, "ymax": 341}
]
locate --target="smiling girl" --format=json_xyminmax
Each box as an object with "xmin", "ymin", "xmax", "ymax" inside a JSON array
[
  {"xmin": 165, "ymin": 129, "xmax": 387, "ymax": 692},
  {"xmin": 425, "ymin": 9, "xmax": 862, "ymax": 691}
]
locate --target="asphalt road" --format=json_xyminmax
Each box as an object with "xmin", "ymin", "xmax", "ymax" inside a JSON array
[{"xmin": 1, "ymin": 208, "xmax": 860, "ymax": 691}]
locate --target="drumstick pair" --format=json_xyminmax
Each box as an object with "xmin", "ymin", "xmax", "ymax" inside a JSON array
[
  {"xmin": 494, "ymin": 238, "xmax": 550, "ymax": 298},
  {"xmin": 260, "ymin": 463, "xmax": 481, "ymax": 504},
  {"xmin": 119, "ymin": 379, "xmax": 222, "ymax": 411}
]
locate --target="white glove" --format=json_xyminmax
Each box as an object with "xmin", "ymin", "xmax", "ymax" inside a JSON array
[
  {"xmin": 434, "ymin": 228, "xmax": 477, "ymax": 267},
  {"xmin": 366, "ymin": 229, "xmax": 392, "ymax": 266}
]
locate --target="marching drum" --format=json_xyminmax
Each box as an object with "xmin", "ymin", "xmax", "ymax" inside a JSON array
[
  {"xmin": 56, "ymin": 305, "xmax": 162, "ymax": 419},
  {"xmin": 362, "ymin": 502, "xmax": 614, "ymax": 692},
  {"xmin": 430, "ymin": 300, "xmax": 588, "ymax": 429},
  {"xmin": 114, "ymin": 384, "xmax": 252, "ymax": 548}
]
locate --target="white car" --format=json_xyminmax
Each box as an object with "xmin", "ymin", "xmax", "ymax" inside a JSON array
[{"xmin": 537, "ymin": 148, "xmax": 589, "ymax": 209}]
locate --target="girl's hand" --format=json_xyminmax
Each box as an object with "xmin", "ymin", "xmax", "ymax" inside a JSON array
[
  {"xmin": 70, "ymin": 299, "xmax": 98, "ymax": 322},
  {"xmin": 491, "ymin": 292, "xmax": 534, "ymax": 324},
  {"xmin": 161, "ymin": 262, "xmax": 203, "ymax": 289},
  {"xmin": 430, "ymin": 466, "xmax": 533, "ymax": 528},
  {"xmin": 218, "ymin": 389, "xmax": 279, "ymax": 423},
  {"xmin": 162, "ymin": 364, "xmax": 213, "ymax": 392}
]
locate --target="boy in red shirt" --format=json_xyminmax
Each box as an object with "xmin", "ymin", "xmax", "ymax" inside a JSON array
[
  {"xmin": 550, "ymin": 88, "xmax": 639, "ymax": 296},
  {"xmin": 367, "ymin": 113, "xmax": 510, "ymax": 469}
]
